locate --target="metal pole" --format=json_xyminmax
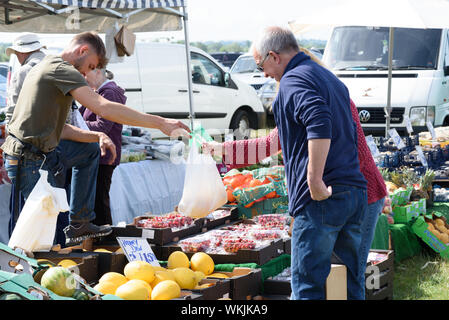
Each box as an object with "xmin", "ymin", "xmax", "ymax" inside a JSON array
[
  {"xmin": 182, "ymin": 5, "xmax": 195, "ymax": 131},
  {"xmin": 385, "ymin": 27, "xmax": 394, "ymax": 138}
]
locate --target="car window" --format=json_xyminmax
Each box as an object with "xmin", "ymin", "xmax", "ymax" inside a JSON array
[
  {"xmin": 191, "ymin": 52, "xmax": 225, "ymax": 87},
  {"xmin": 230, "ymin": 56, "xmax": 258, "ymax": 74},
  {"xmin": 0, "ymin": 65, "xmax": 7, "ymax": 79}
]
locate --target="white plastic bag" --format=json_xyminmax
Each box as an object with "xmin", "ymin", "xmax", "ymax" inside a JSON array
[
  {"xmin": 177, "ymin": 144, "xmax": 227, "ymax": 218},
  {"xmin": 8, "ymin": 170, "xmax": 70, "ymax": 252}
]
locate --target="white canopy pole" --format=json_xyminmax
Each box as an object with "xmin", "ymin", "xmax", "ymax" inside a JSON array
[
  {"xmin": 385, "ymin": 27, "xmax": 394, "ymax": 138},
  {"xmin": 181, "ymin": 4, "xmax": 195, "ymax": 131}
]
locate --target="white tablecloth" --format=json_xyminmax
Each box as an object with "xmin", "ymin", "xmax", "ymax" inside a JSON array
[{"xmin": 109, "ymin": 159, "xmax": 186, "ymax": 225}]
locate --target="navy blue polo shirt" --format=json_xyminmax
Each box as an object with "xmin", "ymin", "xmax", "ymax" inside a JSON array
[{"xmin": 272, "ymin": 51, "xmax": 367, "ymax": 217}]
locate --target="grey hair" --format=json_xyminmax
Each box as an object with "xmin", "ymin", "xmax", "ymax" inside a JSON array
[{"xmin": 251, "ymin": 26, "xmax": 299, "ymax": 57}]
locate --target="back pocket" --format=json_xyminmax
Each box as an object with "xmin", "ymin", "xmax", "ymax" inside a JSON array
[{"xmin": 319, "ymin": 190, "xmax": 351, "ymax": 228}]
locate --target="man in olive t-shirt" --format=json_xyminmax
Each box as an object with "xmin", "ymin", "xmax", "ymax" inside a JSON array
[{"xmin": 2, "ymin": 31, "xmax": 190, "ymax": 245}]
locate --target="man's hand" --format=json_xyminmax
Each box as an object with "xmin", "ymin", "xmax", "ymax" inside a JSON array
[
  {"xmin": 202, "ymin": 141, "xmax": 224, "ymax": 157},
  {"xmin": 308, "ymin": 178, "xmax": 332, "ymax": 201},
  {"xmin": 159, "ymin": 118, "xmax": 191, "ymax": 138},
  {"xmin": 97, "ymin": 132, "xmax": 116, "ymax": 165}
]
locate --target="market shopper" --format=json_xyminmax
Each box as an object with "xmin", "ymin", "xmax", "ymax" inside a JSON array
[
  {"xmin": 4, "ymin": 33, "xmax": 47, "ymax": 237},
  {"xmin": 1, "ymin": 31, "xmax": 190, "ymax": 246},
  {"xmin": 203, "ymin": 48, "xmax": 388, "ymax": 299},
  {"xmin": 79, "ymin": 68, "xmax": 126, "ymax": 226},
  {"xmin": 248, "ymin": 26, "xmax": 368, "ymax": 300}
]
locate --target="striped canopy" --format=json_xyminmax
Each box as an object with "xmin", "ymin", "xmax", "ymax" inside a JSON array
[
  {"xmin": 33, "ymin": 0, "xmax": 185, "ymax": 9},
  {"xmin": 0, "ymin": 0, "xmax": 186, "ymax": 32}
]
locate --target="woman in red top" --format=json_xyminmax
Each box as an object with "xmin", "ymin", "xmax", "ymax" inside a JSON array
[{"xmin": 204, "ymin": 48, "xmax": 387, "ymax": 285}]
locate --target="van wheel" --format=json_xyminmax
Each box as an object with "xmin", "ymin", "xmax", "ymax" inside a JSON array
[{"xmin": 231, "ymin": 110, "xmax": 252, "ymax": 140}]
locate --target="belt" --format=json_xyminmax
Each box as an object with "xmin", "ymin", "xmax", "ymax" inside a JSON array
[{"xmin": 8, "ymin": 132, "xmax": 46, "ymax": 161}]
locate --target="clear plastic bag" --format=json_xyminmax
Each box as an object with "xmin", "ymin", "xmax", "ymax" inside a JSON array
[
  {"xmin": 177, "ymin": 142, "xmax": 227, "ymax": 218},
  {"xmin": 8, "ymin": 170, "xmax": 70, "ymax": 252}
]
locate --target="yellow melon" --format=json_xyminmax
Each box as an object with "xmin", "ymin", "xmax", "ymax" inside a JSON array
[
  {"xmin": 194, "ymin": 271, "xmax": 206, "ymax": 283},
  {"xmin": 115, "ymin": 280, "xmax": 150, "ymax": 300},
  {"xmin": 190, "ymin": 252, "xmax": 215, "ymax": 275},
  {"xmin": 94, "ymin": 248, "xmax": 112, "ymax": 253},
  {"xmin": 172, "ymin": 267, "xmax": 198, "ymax": 290},
  {"xmin": 207, "ymin": 273, "xmax": 229, "ymax": 279},
  {"xmin": 94, "ymin": 281, "xmax": 119, "ymax": 295},
  {"xmin": 167, "ymin": 251, "xmax": 190, "ymax": 269},
  {"xmin": 57, "ymin": 259, "xmax": 78, "ymax": 268},
  {"xmin": 124, "ymin": 260, "xmax": 155, "ymax": 284},
  {"xmin": 152, "ymin": 266, "xmax": 167, "ymax": 272},
  {"xmin": 151, "ymin": 280, "xmax": 181, "ymax": 300},
  {"xmin": 151, "ymin": 271, "xmax": 176, "ymax": 288},
  {"xmin": 98, "ymin": 272, "xmax": 128, "ymax": 288}
]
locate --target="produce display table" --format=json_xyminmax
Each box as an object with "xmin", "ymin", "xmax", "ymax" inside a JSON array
[
  {"xmin": 109, "ymin": 159, "xmax": 186, "ymax": 225},
  {"xmin": 371, "ymin": 202, "xmax": 449, "ymax": 262}
]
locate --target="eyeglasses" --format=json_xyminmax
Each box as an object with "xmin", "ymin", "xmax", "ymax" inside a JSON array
[{"xmin": 256, "ymin": 53, "xmax": 271, "ymax": 72}]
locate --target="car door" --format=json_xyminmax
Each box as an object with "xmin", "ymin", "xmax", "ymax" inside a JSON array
[{"xmin": 190, "ymin": 51, "xmax": 234, "ymax": 130}]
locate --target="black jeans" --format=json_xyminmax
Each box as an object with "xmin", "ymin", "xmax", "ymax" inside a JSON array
[{"xmin": 92, "ymin": 164, "xmax": 116, "ymax": 226}]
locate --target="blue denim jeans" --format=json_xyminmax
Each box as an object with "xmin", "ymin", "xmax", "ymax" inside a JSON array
[
  {"xmin": 358, "ymin": 197, "xmax": 385, "ymax": 296},
  {"xmin": 5, "ymin": 140, "xmax": 100, "ymax": 228},
  {"xmin": 290, "ymin": 185, "xmax": 368, "ymax": 300}
]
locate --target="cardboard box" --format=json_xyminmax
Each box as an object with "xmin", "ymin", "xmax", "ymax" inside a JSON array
[
  {"xmin": 393, "ymin": 198, "xmax": 426, "ymax": 224},
  {"xmin": 411, "ymin": 213, "xmax": 449, "ymax": 259},
  {"xmin": 164, "ymin": 238, "xmax": 284, "ymax": 266},
  {"xmin": 390, "ymin": 187, "xmax": 413, "ymax": 206},
  {"xmin": 32, "ymin": 251, "xmax": 99, "ymax": 285},
  {"xmin": 173, "ymin": 291, "xmax": 204, "ymax": 300},
  {"xmin": 365, "ymin": 249, "xmax": 394, "ymax": 300},
  {"xmin": 236, "ymin": 196, "xmax": 289, "ymax": 219},
  {"xmin": 208, "ymin": 267, "xmax": 263, "ymax": 300},
  {"xmin": 102, "ymin": 216, "xmax": 204, "ymax": 246},
  {"xmin": 191, "ymin": 278, "xmax": 231, "ymax": 300},
  {"xmin": 201, "ymin": 207, "xmax": 239, "ymax": 232},
  {"xmin": 263, "ymin": 264, "xmax": 347, "ymax": 300}
]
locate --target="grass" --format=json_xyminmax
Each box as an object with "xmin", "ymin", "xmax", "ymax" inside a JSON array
[{"xmin": 393, "ymin": 250, "xmax": 449, "ymax": 300}]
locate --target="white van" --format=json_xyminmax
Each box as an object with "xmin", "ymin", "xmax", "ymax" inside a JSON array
[
  {"xmin": 323, "ymin": 26, "xmax": 449, "ymax": 136},
  {"xmin": 8, "ymin": 42, "xmax": 266, "ymax": 139},
  {"xmin": 107, "ymin": 42, "xmax": 266, "ymax": 139}
]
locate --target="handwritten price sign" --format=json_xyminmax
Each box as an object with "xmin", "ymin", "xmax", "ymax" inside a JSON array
[{"xmin": 117, "ymin": 237, "xmax": 160, "ymax": 267}]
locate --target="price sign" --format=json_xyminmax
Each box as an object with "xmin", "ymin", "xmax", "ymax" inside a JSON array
[
  {"xmin": 426, "ymin": 121, "xmax": 437, "ymax": 140},
  {"xmin": 365, "ymin": 135, "xmax": 380, "ymax": 158},
  {"xmin": 388, "ymin": 129, "xmax": 406, "ymax": 149},
  {"xmin": 117, "ymin": 237, "xmax": 160, "ymax": 267},
  {"xmin": 404, "ymin": 115, "xmax": 414, "ymax": 134},
  {"xmin": 415, "ymin": 146, "xmax": 428, "ymax": 167}
]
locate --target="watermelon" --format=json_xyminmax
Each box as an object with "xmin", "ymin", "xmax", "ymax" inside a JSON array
[
  {"xmin": 40, "ymin": 267, "xmax": 76, "ymax": 297},
  {"xmin": 72, "ymin": 289, "xmax": 90, "ymax": 301}
]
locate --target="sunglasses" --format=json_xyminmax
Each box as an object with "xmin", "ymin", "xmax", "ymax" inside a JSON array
[{"xmin": 256, "ymin": 53, "xmax": 271, "ymax": 72}]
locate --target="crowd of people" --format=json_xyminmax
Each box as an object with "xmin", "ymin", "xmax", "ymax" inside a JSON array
[{"xmin": 1, "ymin": 27, "xmax": 387, "ymax": 300}]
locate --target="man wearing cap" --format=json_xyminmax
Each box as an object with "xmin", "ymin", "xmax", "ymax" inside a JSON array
[
  {"xmin": 4, "ymin": 33, "xmax": 47, "ymax": 238},
  {"xmin": 5, "ymin": 33, "xmax": 46, "ymax": 125}
]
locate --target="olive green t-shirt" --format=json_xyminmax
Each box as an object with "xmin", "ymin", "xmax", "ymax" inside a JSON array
[{"xmin": 1, "ymin": 55, "xmax": 88, "ymax": 157}]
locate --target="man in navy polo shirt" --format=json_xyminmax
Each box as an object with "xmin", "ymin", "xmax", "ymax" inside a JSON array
[{"xmin": 251, "ymin": 26, "xmax": 368, "ymax": 300}]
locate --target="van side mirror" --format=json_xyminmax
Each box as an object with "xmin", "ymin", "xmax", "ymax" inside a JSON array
[
  {"xmin": 445, "ymin": 65, "xmax": 449, "ymax": 76},
  {"xmin": 224, "ymin": 72, "xmax": 231, "ymax": 87}
]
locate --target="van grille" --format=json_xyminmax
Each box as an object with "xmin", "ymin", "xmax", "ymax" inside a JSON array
[{"xmin": 356, "ymin": 107, "xmax": 405, "ymax": 124}]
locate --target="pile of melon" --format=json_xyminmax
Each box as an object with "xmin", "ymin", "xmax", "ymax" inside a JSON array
[
  {"xmin": 427, "ymin": 218, "xmax": 449, "ymax": 244},
  {"xmin": 93, "ymin": 251, "xmax": 227, "ymax": 300}
]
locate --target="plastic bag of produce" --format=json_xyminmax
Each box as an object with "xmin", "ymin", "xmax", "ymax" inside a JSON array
[
  {"xmin": 177, "ymin": 140, "xmax": 227, "ymax": 218},
  {"xmin": 8, "ymin": 170, "xmax": 69, "ymax": 252}
]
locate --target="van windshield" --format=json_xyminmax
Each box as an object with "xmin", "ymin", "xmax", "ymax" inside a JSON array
[
  {"xmin": 324, "ymin": 26, "xmax": 442, "ymax": 71},
  {"xmin": 230, "ymin": 56, "xmax": 259, "ymax": 74}
]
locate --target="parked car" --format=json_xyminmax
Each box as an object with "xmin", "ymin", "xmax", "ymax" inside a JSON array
[
  {"xmin": 210, "ymin": 52, "xmax": 242, "ymax": 70},
  {"xmin": 230, "ymin": 53, "xmax": 277, "ymax": 114}
]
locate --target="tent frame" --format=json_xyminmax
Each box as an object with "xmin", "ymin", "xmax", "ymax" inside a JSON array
[{"xmin": 0, "ymin": 0, "xmax": 196, "ymax": 130}]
